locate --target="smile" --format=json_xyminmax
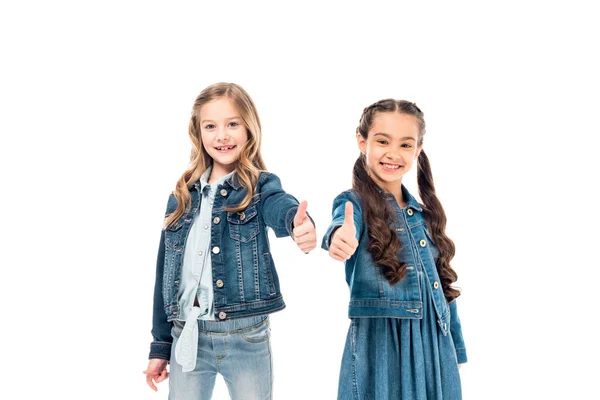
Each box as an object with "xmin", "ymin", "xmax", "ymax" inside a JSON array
[
  {"xmin": 215, "ymin": 145, "xmax": 236, "ymax": 152},
  {"xmin": 381, "ymin": 162, "xmax": 401, "ymax": 170}
]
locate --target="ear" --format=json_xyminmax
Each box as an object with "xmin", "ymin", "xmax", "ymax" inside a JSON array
[
  {"xmin": 356, "ymin": 133, "xmax": 366, "ymax": 154},
  {"xmin": 415, "ymin": 146, "xmax": 422, "ymax": 159}
]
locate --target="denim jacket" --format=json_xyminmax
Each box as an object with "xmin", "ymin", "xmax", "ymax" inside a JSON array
[
  {"xmin": 150, "ymin": 172, "xmax": 302, "ymax": 360},
  {"xmin": 322, "ymin": 186, "xmax": 467, "ymax": 363}
]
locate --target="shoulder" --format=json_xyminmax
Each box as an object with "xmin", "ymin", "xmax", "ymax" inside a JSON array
[
  {"xmin": 333, "ymin": 189, "xmax": 362, "ymax": 206},
  {"xmin": 165, "ymin": 192, "xmax": 178, "ymax": 214},
  {"xmin": 256, "ymin": 171, "xmax": 284, "ymax": 190}
]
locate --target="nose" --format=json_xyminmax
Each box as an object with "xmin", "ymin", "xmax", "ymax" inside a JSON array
[{"xmin": 216, "ymin": 127, "xmax": 229, "ymax": 142}]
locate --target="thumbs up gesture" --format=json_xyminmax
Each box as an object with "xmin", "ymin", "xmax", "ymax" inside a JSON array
[
  {"xmin": 293, "ymin": 200, "xmax": 316, "ymax": 253},
  {"xmin": 329, "ymin": 202, "xmax": 359, "ymax": 261}
]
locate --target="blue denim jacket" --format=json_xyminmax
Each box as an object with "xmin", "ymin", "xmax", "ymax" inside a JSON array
[
  {"xmin": 322, "ymin": 186, "xmax": 467, "ymax": 363},
  {"xmin": 150, "ymin": 172, "xmax": 301, "ymax": 360}
]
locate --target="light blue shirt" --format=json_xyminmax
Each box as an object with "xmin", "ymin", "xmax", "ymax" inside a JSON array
[{"xmin": 177, "ymin": 166, "xmax": 232, "ymax": 322}]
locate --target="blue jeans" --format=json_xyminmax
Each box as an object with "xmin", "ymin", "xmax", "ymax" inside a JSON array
[{"xmin": 169, "ymin": 315, "xmax": 272, "ymax": 400}]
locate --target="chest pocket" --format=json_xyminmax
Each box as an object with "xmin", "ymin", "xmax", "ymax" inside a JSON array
[
  {"xmin": 164, "ymin": 216, "xmax": 184, "ymax": 248},
  {"xmin": 228, "ymin": 205, "xmax": 259, "ymax": 243}
]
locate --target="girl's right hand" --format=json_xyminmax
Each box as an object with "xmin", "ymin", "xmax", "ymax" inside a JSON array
[
  {"xmin": 329, "ymin": 202, "xmax": 359, "ymax": 261},
  {"xmin": 143, "ymin": 358, "xmax": 169, "ymax": 391}
]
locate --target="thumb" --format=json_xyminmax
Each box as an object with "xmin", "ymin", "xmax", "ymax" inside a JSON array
[
  {"xmin": 294, "ymin": 200, "xmax": 308, "ymax": 226},
  {"xmin": 343, "ymin": 202, "xmax": 355, "ymax": 230}
]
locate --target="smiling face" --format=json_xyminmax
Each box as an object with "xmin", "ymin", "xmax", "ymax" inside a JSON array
[
  {"xmin": 357, "ymin": 111, "xmax": 422, "ymax": 195},
  {"xmin": 199, "ymin": 97, "xmax": 249, "ymax": 178}
]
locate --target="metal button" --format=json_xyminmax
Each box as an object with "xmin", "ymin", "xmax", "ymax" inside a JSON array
[
  {"xmin": 219, "ymin": 311, "xmax": 227, "ymax": 319},
  {"xmin": 420, "ymin": 239, "xmax": 427, "ymax": 247},
  {"xmin": 204, "ymin": 225, "xmax": 209, "ymax": 230},
  {"xmin": 212, "ymin": 246, "xmax": 220, "ymax": 254},
  {"xmin": 216, "ymin": 279, "xmax": 224, "ymax": 288},
  {"xmin": 198, "ymin": 250, "xmax": 203, "ymax": 256},
  {"xmin": 213, "ymin": 217, "xmax": 220, "ymax": 224},
  {"xmin": 433, "ymin": 281, "xmax": 439, "ymax": 289},
  {"xmin": 220, "ymin": 189, "xmax": 228, "ymax": 197},
  {"xmin": 407, "ymin": 209, "xmax": 414, "ymax": 216},
  {"xmin": 239, "ymin": 212, "xmax": 245, "ymax": 220}
]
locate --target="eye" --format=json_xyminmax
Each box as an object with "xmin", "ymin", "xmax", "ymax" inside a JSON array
[
  {"xmin": 401, "ymin": 143, "xmax": 412, "ymax": 148},
  {"xmin": 377, "ymin": 140, "xmax": 388, "ymax": 145},
  {"xmin": 204, "ymin": 124, "xmax": 215, "ymax": 129},
  {"xmin": 228, "ymin": 121, "xmax": 239, "ymax": 127}
]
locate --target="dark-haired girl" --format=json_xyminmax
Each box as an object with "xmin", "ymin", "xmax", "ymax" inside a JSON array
[{"xmin": 322, "ymin": 99, "xmax": 467, "ymax": 399}]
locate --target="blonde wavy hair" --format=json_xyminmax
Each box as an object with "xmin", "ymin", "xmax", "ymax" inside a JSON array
[{"xmin": 164, "ymin": 82, "xmax": 266, "ymax": 229}]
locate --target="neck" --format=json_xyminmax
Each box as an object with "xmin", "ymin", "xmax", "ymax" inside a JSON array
[
  {"xmin": 208, "ymin": 163, "xmax": 236, "ymax": 183},
  {"xmin": 372, "ymin": 174, "xmax": 404, "ymax": 207}
]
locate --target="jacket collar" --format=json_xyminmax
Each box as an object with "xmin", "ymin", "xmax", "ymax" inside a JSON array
[
  {"xmin": 192, "ymin": 166, "xmax": 243, "ymax": 191},
  {"xmin": 377, "ymin": 184, "xmax": 423, "ymax": 212}
]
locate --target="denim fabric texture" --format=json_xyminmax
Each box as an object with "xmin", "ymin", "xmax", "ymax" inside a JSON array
[
  {"xmin": 150, "ymin": 172, "xmax": 301, "ymax": 360},
  {"xmin": 169, "ymin": 315, "xmax": 272, "ymax": 400},
  {"xmin": 322, "ymin": 185, "xmax": 467, "ymax": 365}
]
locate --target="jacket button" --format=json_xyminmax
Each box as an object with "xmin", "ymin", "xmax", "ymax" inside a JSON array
[
  {"xmin": 216, "ymin": 279, "xmax": 224, "ymax": 288},
  {"xmin": 420, "ymin": 239, "xmax": 427, "ymax": 247},
  {"xmin": 220, "ymin": 189, "xmax": 228, "ymax": 197},
  {"xmin": 212, "ymin": 246, "xmax": 220, "ymax": 254},
  {"xmin": 407, "ymin": 209, "xmax": 414, "ymax": 216},
  {"xmin": 433, "ymin": 281, "xmax": 439, "ymax": 289},
  {"xmin": 239, "ymin": 212, "xmax": 246, "ymax": 220},
  {"xmin": 213, "ymin": 217, "xmax": 221, "ymax": 224},
  {"xmin": 219, "ymin": 311, "xmax": 227, "ymax": 319}
]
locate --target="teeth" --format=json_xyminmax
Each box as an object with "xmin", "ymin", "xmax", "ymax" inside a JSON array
[{"xmin": 382, "ymin": 163, "xmax": 399, "ymax": 169}]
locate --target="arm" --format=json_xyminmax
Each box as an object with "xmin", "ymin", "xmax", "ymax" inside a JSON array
[
  {"xmin": 321, "ymin": 191, "xmax": 363, "ymax": 251},
  {"xmin": 259, "ymin": 172, "xmax": 314, "ymax": 237},
  {"xmin": 449, "ymin": 298, "xmax": 468, "ymax": 364},
  {"xmin": 149, "ymin": 229, "xmax": 173, "ymax": 361}
]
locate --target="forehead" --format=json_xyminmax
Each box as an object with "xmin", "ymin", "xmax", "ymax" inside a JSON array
[
  {"xmin": 370, "ymin": 112, "xmax": 419, "ymax": 139},
  {"xmin": 199, "ymin": 97, "xmax": 240, "ymax": 119}
]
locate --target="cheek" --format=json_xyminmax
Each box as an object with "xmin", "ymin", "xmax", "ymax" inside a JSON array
[{"xmin": 236, "ymin": 129, "xmax": 249, "ymax": 146}]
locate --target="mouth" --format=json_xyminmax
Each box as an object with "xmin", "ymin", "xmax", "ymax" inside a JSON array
[
  {"xmin": 215, "ymin": 145, "xmax": 236, "ymax": 152},
  {"xmin": 380, "ymin": 162, "xmax": 402, "ymax": 172}
]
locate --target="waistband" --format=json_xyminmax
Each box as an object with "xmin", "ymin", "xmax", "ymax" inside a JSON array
[{"xmin": 174, "ymin": 314, "xmax": 267, "ymax": 334}]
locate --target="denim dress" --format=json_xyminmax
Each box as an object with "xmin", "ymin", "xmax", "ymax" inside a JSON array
[
  {"xmin": 323, "ymin": 187, "xmax": 466, "ymax": 400},
  {"xmin": 337, "ymin": 272, "xmax": 462, "ymax": 399}
]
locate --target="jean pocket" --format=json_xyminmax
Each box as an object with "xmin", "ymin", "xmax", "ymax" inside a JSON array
[
  {"xmin": 240, "ymin": 318, "xmax": 270, "ymax": 343},
  {"xmin": 228, "ymin": 205, "xmax": 260, "ymax": 243}
]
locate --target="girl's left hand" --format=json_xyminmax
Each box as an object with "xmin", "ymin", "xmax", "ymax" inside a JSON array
[{"xmin": 293, "ymin": 200, "xmax": 316, "ymax": 253}]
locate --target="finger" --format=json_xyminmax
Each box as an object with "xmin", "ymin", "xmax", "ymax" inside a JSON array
[
  {"xmin": 329, "ymin": 249, "xmax": 348, "ymax": 261},
  {"xmin": 343, "ymin": 202, "xmax": 354, "ymax": 227},
  {"xmin": 155, "ymin": 369, "xmax": 169, "ymax": 383},
  {"xmin": 294, "ymin": 230, "xmax": 316, "ymax": 244},
  {"xmin": 332, "ymin": 241, "xmax": 355, "ymax": 257},
  {"xmin": 293, "ymin": 201, "xmax": 308, "ymax": 227},
  {"xmin": 146, "ymin": 374, "xmax": 158, "ymax": 391},
  {"xmin": 292, "ymin": 226, "xmax": 310, "ymax": 240},
  {"xmin": 300, "ymin": 242, "xmax": 316, "ymax": 253}
]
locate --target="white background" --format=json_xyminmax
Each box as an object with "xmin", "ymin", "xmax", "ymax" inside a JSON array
[{"xmin": 1, "ymin": 1, "xmax": 599, "ymax": 399}]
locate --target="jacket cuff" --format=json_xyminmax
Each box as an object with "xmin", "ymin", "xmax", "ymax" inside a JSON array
[
  {"xmin": 321, "ymin": 224, "xmax": 342, "ymax": 251},
  {"xmin": 456, "ymin": 347, "xmax": 468, "ymax": 364},
  {"xmin": 149, "ymin": 341, "xmax": 171, "ymax": 361}
]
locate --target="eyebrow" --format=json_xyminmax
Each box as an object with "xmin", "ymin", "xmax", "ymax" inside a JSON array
[
  {"xmin": 200, "ymin": 116, "xmax": 242, "ymax": 124},
  {"xmin": 373, "ymin": 132, "xmax": 416, "ymax": 141}
]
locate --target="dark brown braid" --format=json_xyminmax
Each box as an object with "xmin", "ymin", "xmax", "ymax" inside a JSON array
[{"xmin": 353, "ymin": 99, "xmax": 460, "ymax": 301}]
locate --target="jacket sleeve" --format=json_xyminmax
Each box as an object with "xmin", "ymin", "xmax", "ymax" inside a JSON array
[
  {"xmin": 321, "ymin": 191, "xmax": 363, "ymax": 251},
  {"xmin": 259, "ymin": 172, "xmax": 314, "ymax": 237},
  {"xmin": 449, "ymin": 298, "xmax": 468, "ymax": 364},
  {"xmin": 148, "ymin": 208, "xmax": 174, "ymax": 360}
]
